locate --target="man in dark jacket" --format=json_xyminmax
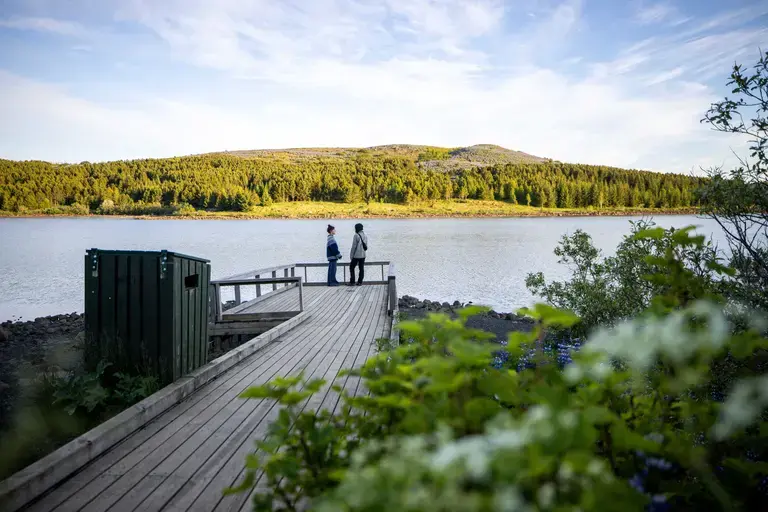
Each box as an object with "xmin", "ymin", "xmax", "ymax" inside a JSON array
[{"xmin": 349, "ymin": 223, "xmax": 368, "ymax": 286}]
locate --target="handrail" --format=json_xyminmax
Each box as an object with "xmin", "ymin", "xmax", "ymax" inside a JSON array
[
  {"xmin": 210, "ymin": 277, "xmax": 300, "ymax": 286},
  {"xmin": 211, "ymin": 276, "xmax": 303, "ymax": 322},
  {"xmin": 294, "ymin": 261, "xmax": 391, "ymax": 267},
  {"xmin": 218, "ymin": 264, "xmax": 296, "ymax": 282}
]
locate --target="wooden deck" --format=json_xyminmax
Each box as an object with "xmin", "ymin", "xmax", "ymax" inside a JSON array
[{"xmin": 23, "ymin": 284, "xmax": 391, "ymax": 512}]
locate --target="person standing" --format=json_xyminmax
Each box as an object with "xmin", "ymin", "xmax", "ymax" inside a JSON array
[
  {"xmin": 326, "ymin": 224, "xmax": 342, "ymax": 286},
  {"xmin": 349, "ymin": 223, "xmax": 368, "ymax": 286}
]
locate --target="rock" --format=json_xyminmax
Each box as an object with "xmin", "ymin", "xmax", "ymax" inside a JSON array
[
  {"xmin": 453, "ymin": 300, "xmax": 462, "ymax": 308},
  {"xmin": 0, "ymin": 326, "xmax": 9, "ymax": 342},
  {"xmin": 46, "ymin": 327, "xmax": 56, "ymax": 335},
  {"xmin": 441, "ymin": 302, "xmax": 451, "ymax": 309}
]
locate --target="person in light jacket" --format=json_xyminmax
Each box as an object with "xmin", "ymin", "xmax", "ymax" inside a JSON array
[
  {"xmin": 326, "ymin": 224, "xmax": 342, "ymax": 286},
  {"xmin": 349, "ymin": 223, "xmax": 368, "ymax": 286}
]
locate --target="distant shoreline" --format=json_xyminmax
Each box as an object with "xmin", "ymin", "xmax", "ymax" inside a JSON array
[{"xmin": 0, "ymin": 201, "xmax": 700, "ymax": 220}]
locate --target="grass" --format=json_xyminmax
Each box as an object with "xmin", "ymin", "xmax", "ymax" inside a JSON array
[{"xmin": 0, "ymin": 201, "xmax": 698, "ymax": 220}]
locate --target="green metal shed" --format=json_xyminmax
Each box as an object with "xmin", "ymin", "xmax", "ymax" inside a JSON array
[{"xmin": 84, "ymin": 249, "xmax": 211, "ymax": 385}]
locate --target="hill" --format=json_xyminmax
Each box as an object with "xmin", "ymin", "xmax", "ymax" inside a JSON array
[
  {"xmin": 216, "ymin": 144, "xmax": 548, "ymax": 170},
  {"xmin": 0, "ymin": 144, "xmax": 703, "ymax": 216}
]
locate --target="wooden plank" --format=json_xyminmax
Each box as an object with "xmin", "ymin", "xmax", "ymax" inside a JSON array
[
  {"xmin": 128, "ymin": 255, "xmax": 143, "ymax": 372},
  {"xmin": 219, "ymin": 265, "xmax": 295, "ymax": 283},
  {"xmin": 142, "ymin": 256, "xmax": 159, "ymax": 377},
  {"xmin": 225, "ymin": 286, "xmax": 319, "ymax": 318},
  {"xmin": 24, "ymin": 284, "xmax": 390, "ymax": 512},
  {"xmin": 180, "ymin": 258, "xmax": 188, "ymax": 377},
  {"xmin": 84, "ymin": 250, "xmax": 100, "ymax": 370},
  {"xmin": 224, "ymin": 285, "xmax": 296, "ymax": 316},
  {"xmin": 190, "ymin": 259, "xmax": 198, "ymax": 374},
  {"xmin": 28, "ymin": 313, "xmax": 316, "ymax": 512},
  {"xmin": 166, "ymin": 288, "xmax": 367, "ymax": 511},
  {"xmin": 353, "ymin": 287, "xmax": 391, "ymax": 399},
  {"xmin": 116, "ymin": 255, "xmax": 130, "ymax": 369},
  {"xmin": 192, "ymin": 290, "xmax": 367, "ymax": 512},
  {"xmin": 200, "ymin": 263, "xmax": 211, "ymax": 367},
  {"xmin": 82, "ymin": 287, "xmax": 356, "ymax": 512},
  {"xmin": 328, "ymin": 286, "xmax": 388, "ymax": 415},
  {"xmin": 225, "ymin": 287, "xmax": 382, "ymax": 511},
  {"xmin": 101, "ymin": 254, "xmax": 117, "ymax": 365},
  {"xmin": 208, "ymin": 322, "xmax": 283, "ymax": 337},
  {"xmin": 225, "ymin": 311, "xmax": 300, "ymax": 322}
]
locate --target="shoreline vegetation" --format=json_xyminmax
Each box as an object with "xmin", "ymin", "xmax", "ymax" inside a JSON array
[{"xmin": 0, "ymin": 200, "xmax": 699, "ymax": 220}]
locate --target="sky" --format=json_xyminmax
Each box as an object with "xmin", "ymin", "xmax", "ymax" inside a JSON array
[{"xmin": 0, "ymin": 0, "xmax": 766, "ymax": 173}]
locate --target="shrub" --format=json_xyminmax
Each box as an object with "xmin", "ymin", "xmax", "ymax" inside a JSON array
[
  {"xmin": 525, "ymin": 220, "xmax": 726, "ymax": 336},
  {"xmin": 225, "ymin": 227, "xmax": 767, "ymax": 511}
]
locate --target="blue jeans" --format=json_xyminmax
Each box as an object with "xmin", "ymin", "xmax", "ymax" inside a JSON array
[{"xmin": 327, "ymin": 259, "xmax": 339, "ymax": 285}]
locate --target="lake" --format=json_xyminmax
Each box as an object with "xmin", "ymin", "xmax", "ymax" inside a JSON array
[{"xmin": 0, "ymin": 216, "xmax": 728, "ymax": 322}]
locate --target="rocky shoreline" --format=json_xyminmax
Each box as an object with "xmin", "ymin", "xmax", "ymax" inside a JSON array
[{"xmin": 397, "ymin": 295, "xmax": 534, "ymax": 342}]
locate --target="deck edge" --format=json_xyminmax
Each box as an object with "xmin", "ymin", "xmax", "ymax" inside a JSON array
[{"xmin": 0, "ymin": 311, "xmax": 311, "ymax": 512}]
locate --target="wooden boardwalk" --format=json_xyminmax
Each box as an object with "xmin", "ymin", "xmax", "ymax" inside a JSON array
[{"xmin": 22, "ymin": 284, "xmax": 391, "ymax": 512}]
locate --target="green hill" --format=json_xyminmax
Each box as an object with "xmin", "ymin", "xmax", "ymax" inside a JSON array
[{"xmin": 0, "ymin": 144, "xmax": 702, "ymax": 216}]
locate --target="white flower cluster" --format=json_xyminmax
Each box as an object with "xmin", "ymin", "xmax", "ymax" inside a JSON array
[
  {"xmin": 712, "ymin": 375, "xmax": 768, "ymax": 440},
  {"xmin": 564, "ymin": 301, "xmax": 730, "ymax": 383}
]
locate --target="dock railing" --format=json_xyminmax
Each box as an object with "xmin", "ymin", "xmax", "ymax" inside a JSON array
[
  {"xmin": 210, "ymin": 274, "xmax": 303, "ymax": 323},
  {"xmin": 213, "ymin": 261, "xmax": 397, "ymax": 318}
]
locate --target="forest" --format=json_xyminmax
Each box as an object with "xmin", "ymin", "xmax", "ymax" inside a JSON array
[{"xmin": 0, "ymin": 148, "xmax": 704, "ymax": 214}]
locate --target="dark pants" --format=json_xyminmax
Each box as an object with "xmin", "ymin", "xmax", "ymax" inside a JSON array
[
  {"xmin": 350, "ymin": 258, "xmax": 365, "ymax": 284},
  {"xmin": 328, "ymin": 259, "xmax": 339, "ymax": 286}
]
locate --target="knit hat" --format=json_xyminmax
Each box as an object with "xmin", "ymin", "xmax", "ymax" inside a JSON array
[{"xmin": 327, "ymin": 224, "xmax": 335, "ymax": 233}]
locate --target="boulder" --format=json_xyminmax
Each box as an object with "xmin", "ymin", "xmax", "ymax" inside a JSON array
[
  {"xmin": 452, "ymin": 300, "xmax": 462, "ymax": 308},
  {"xmin": 46, "ymin": 327, "xmax": 56, "ymax": 335}
]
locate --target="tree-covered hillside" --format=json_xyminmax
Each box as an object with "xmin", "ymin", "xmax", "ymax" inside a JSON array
[{"xmin": 0, "ymin": 145, "xmax": 703, "ymax": 214}]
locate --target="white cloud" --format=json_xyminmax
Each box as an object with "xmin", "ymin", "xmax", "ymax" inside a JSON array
[
  {"xmin": 0, "ymin": 16, "xmax": 84, "ymax": 36},
  {"xmin": 0, "ymin": 0, "xmax": 762, "ymax": 174},
  {"xmin": 635, "ymin": 2, "xmax": 676, "ymax": 25}
]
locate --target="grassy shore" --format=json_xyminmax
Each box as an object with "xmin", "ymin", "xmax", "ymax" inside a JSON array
[{"xmin": 0, "ymin": 201, "xmax": 698, "ymax": 220}]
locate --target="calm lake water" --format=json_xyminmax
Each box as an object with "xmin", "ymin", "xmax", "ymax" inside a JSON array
[{"xmin": 0, "ymin": 216, "xmax": 728, "ymax": 321}]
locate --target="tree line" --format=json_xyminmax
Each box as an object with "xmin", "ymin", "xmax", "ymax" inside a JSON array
[{"xmin": 0, "ymin": 153, "xmax": 704, "ymax": 213}]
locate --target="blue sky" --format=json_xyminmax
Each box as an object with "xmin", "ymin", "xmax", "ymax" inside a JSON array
[{"xmin": 0, "ymin": 0, "xmax": 766, "ymax": 172}]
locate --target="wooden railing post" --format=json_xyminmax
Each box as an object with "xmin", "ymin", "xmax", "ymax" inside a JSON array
[
  {"xmin": 255, "ymin": 274, "xmax": 261, "ymax": 297},
  {"xmin": 214, "ymin": 283, "xmax": 223, "ymax": 322},
  {"xmin": 272, "ymin": 270, "xmax": 277, "ymax": 291},
  {"xmin": 387, "ymin": 263, "xmax": 397, "ymax": 316},
  {"xmin": 304, "ymin": 266, "xmax": 308, "ymax": 284},
  {"xmin": 298, "ymin": 277, "xmax": 304, "ymax": 311},
  {"xmin": 234, "ymin": 285, "xmax": 241, "ymax": 306}
]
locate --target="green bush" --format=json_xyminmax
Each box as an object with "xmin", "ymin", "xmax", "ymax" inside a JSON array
[
  {"xmin": 525, "ymin": 220, "xmax": 726, "ymax": 336},
  {"xmin": 225, "ymin": 227, "xmax": 767, "ymax": 511}
]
